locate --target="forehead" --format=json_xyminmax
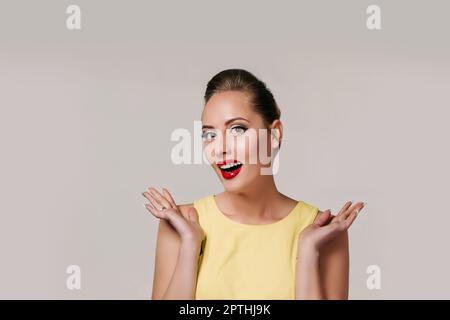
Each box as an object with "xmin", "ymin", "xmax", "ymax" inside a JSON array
[{"xmin": 201, "ymin": 91, "xmax": 255, "ymax": 124}]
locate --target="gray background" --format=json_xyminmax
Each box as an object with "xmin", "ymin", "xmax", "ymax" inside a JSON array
[{"xmin": 0, "ymin": 0, "xmax": 449, "ymax": 299}]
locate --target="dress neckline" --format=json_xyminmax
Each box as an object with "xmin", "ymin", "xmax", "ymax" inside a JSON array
[{"xmin": 210, "ymin": 194, "xmax": 302, "ymax": 228}]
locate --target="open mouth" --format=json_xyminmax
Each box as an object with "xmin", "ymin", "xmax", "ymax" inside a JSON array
[{"xmin": 216, "ymin": 160, "xmax": 243, "ymax": 180}]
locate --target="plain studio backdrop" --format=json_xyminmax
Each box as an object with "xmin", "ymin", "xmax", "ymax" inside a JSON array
[{"xmin": 0, "ymin": 0, "xmax": 449, "ymax": 299}]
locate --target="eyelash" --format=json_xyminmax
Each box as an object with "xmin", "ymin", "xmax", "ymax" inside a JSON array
[
  {"xmin": 201, "ymin": 130, "xmax": 216, "ymax": 141},
  {"xmin": 230, "ymin": 125, "xmax": 247, "ymax": 135},
  {"xmin": 201, "ymin": 125, "xmax": 248, "ymax": 141}
]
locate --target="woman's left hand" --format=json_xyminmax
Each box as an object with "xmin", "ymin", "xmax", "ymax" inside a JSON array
[{"xmin": 298, "ymin": 201, "xmax": 365, "ymax": 255}]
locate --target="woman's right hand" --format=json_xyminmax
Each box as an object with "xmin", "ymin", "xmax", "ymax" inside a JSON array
[{"xmin": 142, "ymin": 187, "xmax": 205, "ymax": 245}]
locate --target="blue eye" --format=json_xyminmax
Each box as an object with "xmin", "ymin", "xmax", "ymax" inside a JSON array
[
  {"xmin": 229, "ymin": 125, "xmax": 247, "ymax": 136},
  {"xmin": 202, "ymin": 130, "xmax": 216, "ymax": 141}
]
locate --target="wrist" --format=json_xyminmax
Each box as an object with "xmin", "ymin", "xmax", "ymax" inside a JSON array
[
  {"xmin": 180, "ymin": 237, "xmax": 202, "ymax": 252},
  {"xmin": 298, "ymin": 244, "xmax": 320, "ymax": 260}
]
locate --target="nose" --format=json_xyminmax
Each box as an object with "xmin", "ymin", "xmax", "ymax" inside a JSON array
[{"xmin": 214, "ymin": 130, "xmax": 232, "ymax": 158}]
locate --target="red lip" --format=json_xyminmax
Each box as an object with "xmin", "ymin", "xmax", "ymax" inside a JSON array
[{"xmin": 216, "ymin": 159, "xmax": 243, "ymax": 180}]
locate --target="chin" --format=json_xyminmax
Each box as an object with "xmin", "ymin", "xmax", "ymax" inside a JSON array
[
  {"xmin": 221, "ymin": 172, "xmax": 260, "ymax": 193},
  {"xmin": 221, "ymin": 178, "xmax": 243, "ymax": 191}
]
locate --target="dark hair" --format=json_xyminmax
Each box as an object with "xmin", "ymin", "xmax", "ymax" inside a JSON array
[{"xmin": 204, "ymin": 69, "xmax": 281, "ymax": 127}]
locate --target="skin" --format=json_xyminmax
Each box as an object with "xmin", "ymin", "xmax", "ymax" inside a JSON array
[{"xmin": 144, "ymin": 90, "xmax": 365, "ymax": 300}]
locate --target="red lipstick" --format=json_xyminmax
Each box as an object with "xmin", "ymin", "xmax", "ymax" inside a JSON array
[{"xmin": 216, "ymin": 159, "xmax": 243, "ymax": 180}]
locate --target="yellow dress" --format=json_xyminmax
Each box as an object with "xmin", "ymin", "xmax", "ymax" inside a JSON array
[{"xmin": 193, "ymin": 194, "xmax": 319, "ymax": 300}]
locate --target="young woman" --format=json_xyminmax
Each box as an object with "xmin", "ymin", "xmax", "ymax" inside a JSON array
[{"xmin": 143, "ymin": 69, "xmax": 365, "ymax": 300}]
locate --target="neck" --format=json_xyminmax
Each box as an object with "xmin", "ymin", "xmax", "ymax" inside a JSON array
[{"xmin": 220, "ymin": 174, "xmax": 284, "ymax": 218}]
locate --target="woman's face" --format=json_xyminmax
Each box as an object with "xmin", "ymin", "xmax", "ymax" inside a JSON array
[{"xmin": 201, "ymin": 91, "xmax": 280, "ymax": 192}]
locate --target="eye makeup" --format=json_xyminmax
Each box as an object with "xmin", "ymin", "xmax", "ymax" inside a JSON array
[
  {"xmin": 201, "ymin": 120, "xmax": 250, "ymax": 141},
  {"xmin": 228, "ymin": 124, "xmax": 248, "ymax": 136},
  {"xmin": 202, "ymin": 129, "xmax": 217, "ymax": 141}
]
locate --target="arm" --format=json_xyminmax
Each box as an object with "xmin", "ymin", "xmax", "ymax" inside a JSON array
[
  {"xmin": 296, "ymin": 201, "xmax": 363, "ymax": 300},
  {"xmin": 151, "ymin": 203, "xmax": 202, "ymax": 300},
  {"xmin": 296, "ymin": 244, "xmax": 322, "ymax": 299},
  {"xmin": 295, "ymin": 227, "xmax": 349, "ymax": 300},
  {"xmin": 319, "ymin": 230, "xmax": 349, "ymax": 299},
  {"xmin": 158, "ymin": 237, "xmax": 201, "ymax": 299}
]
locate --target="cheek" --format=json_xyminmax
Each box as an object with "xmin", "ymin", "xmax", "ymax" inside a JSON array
[
  {"xmin": 203, "ymin": 143, "xmax": 215, "ymax": 164},
  {"xmin": 235, "ymin": 135, "xmax": 259, "ymax": 165}
]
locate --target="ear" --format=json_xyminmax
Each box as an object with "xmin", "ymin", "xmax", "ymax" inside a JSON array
[{"xmin": 269, "ymin": 119, "xmax": 283, "ymax": 149}]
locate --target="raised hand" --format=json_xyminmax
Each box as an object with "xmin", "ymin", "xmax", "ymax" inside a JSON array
[
  {"xmin": 298, "ymin": 201, "xmax": 365, "ymax": 254},
  {"xmin": 142, "ymin": 187, "xmax": 205, "ymax": 245}
]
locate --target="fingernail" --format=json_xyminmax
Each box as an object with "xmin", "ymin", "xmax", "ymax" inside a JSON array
[{"xmin": 142, "ymin": 203, "xmax": 147, "ymax": 208}]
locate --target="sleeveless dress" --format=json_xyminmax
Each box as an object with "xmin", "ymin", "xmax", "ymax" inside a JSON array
[{"xmin": 193, "ymin": 194, "xmax": 319, "ymax": 300}]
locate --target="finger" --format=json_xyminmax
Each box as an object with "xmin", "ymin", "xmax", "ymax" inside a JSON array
[
  {"xmin": 143, "ymin": 191, "xmax": 164, "ymax": 210},
  {"xmin": 331, "ymin": 208, "xmax": 360, "ymax": 232},
  {"xmin": 344, "ymin": 202, "xmax": 365, "ymax": 220},
  {"xmin": 325, "ymin": 213, "xmax": 335, "ymax": 225},
  {"xmin": 143, "ymin": 203, "xmax": 165, "ymax": 219},
  {"xmin": 344, "ymin": 206, "xmax": 362, "ymax": 227},
  {"xmin": 314, "ymin": 210, "xmax": 331, "ymax": 226},
  {"xmin": 149, "ymin": 187, "xmax": 172, "ymax": 209},
  {"xmin": 162, "ymin": 187, "xmax": 178, "ymax": 209},
  {"xmin": 323, "ymin": 211, "xmax": 335, "ymax": 225},
  {"xmin": 338, "ymin": 201, "xmax": 364, "ymax": 222},
  {"xmin": 329, "ymin": 213, "xmax": 338, "ymax": 223},
  {"xmin": 145, "ymin": 205, "xmax": 190, "ymax": 233},
  {"xmin": 188, "ymin": 207, "xmax": 199, "ymax": 223},
  {"xmin": 336, "ymin": 201, "xmax": 352, "ymax": 219}
]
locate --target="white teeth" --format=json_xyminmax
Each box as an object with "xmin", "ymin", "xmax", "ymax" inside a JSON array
[{"xmin": 219, "ymin": 162, "xmax": 242, "ymax": 170}]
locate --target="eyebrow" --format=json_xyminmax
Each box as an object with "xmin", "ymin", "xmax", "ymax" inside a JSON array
[{"xmin": 202, "ymin": 117, "xmax": 249, "ymax": 130}]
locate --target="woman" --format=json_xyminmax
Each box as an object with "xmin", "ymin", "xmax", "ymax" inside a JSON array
[{"xmin": 143, "ymin": 69, "xmax": 365, "ymax": 300}]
